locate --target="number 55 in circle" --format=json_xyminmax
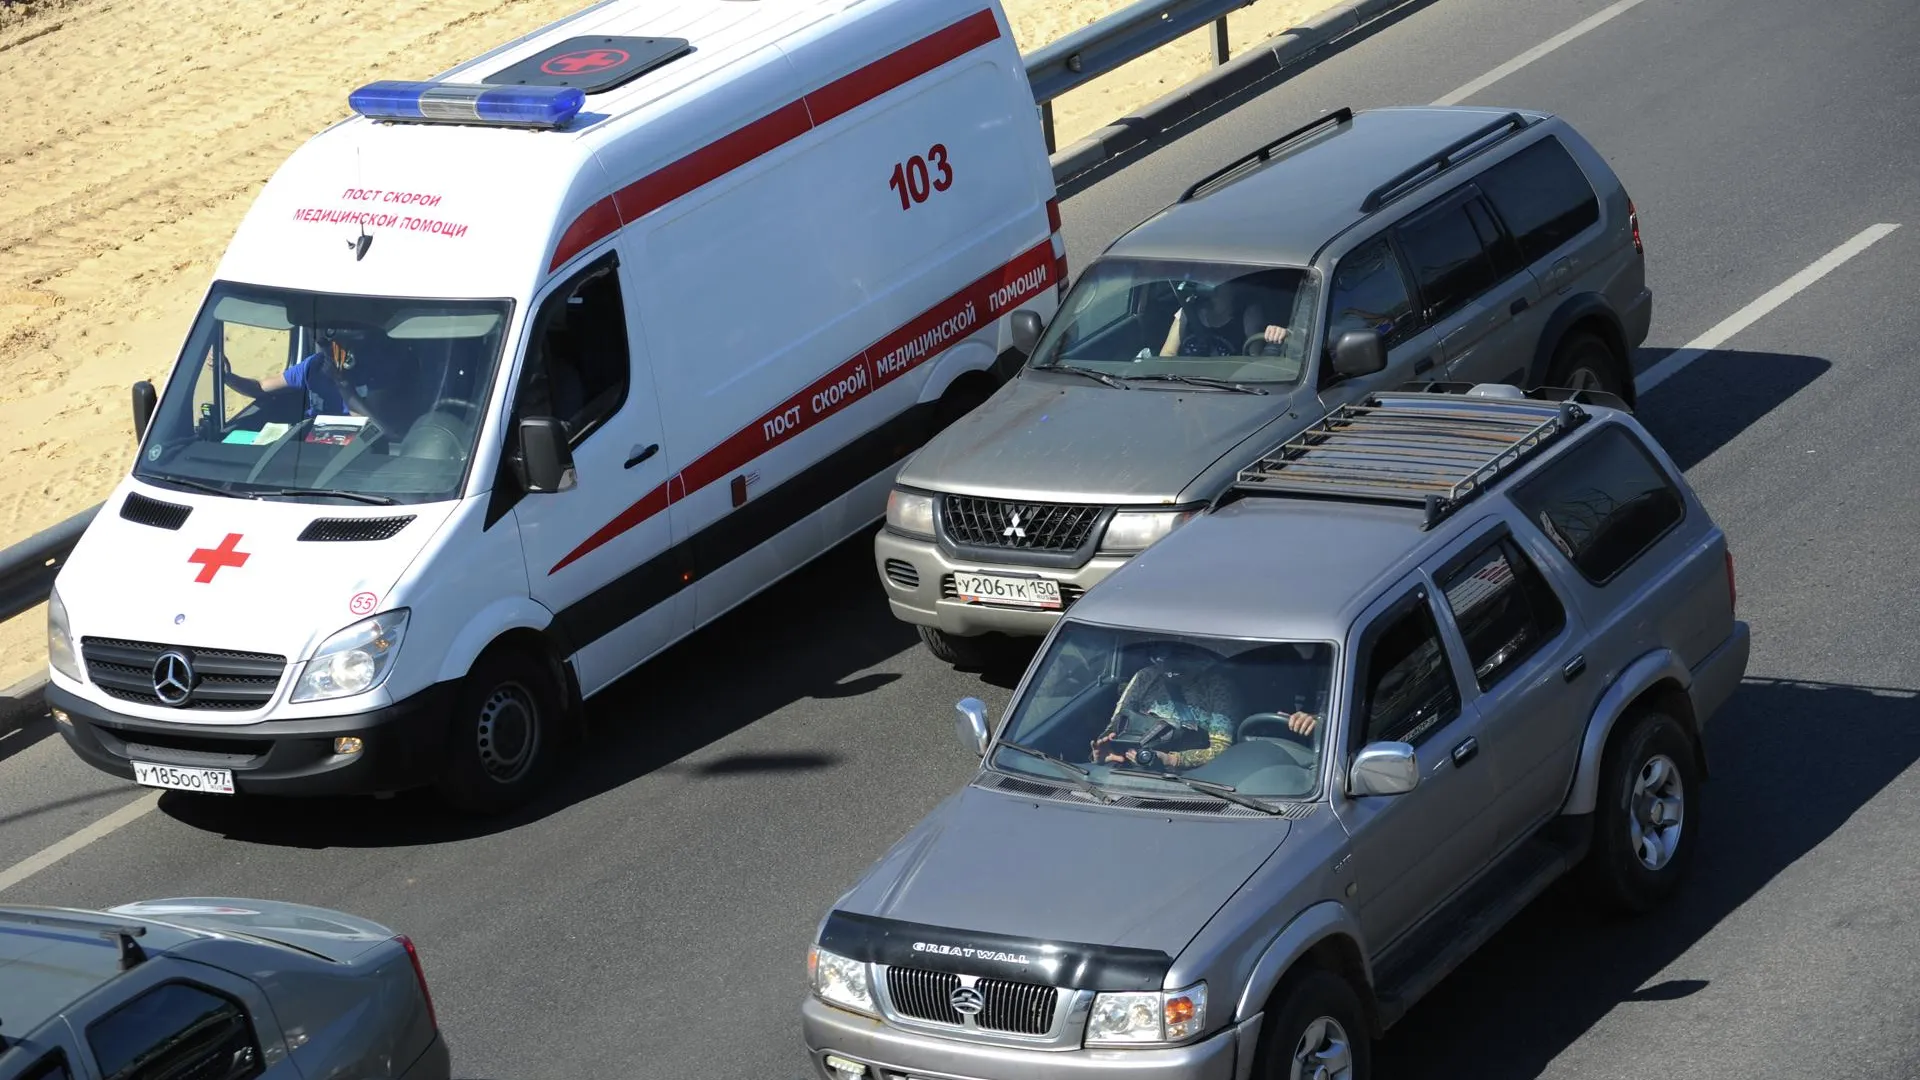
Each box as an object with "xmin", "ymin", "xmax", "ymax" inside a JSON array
[{"xmin": 888, "ymin": 144, "xmax": 953, "ymax": 211}]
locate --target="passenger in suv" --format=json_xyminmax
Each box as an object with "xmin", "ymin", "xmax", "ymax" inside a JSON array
[
  {"xmin": 877, "ymin": 105, "xmax": 1651, "ymax": 668},
  {"xmin": 808, "ymin": 386, "xmax": 1746, "ymax": 1080}
]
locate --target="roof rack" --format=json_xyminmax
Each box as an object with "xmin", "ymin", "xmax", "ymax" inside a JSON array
[
  {"xmin": 0, "ymin": 908, "xmax": 149, "ymax": 970},
  {"xmin": 1396, "ymin": 379, "xmax": 1632, "ymax": 413},
  {"xmin": 1360, "ymin": 111, "xmax": 1531, "ymax": 213},
  {"xmin": 1179, "ymin": 107, "xmax": 1354, "ymax": 203},
  {"xmin": 1230, "ymin": 390, "xmax": 1590, "ymax": 529}
]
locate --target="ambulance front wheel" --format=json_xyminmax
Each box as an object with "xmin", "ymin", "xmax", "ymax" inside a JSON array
[{"xmin": 434, "ymin": 644, "xmax": 565, "ymax": 815}]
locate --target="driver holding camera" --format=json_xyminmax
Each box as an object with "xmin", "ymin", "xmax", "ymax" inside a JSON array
[
  {"xmin": 1156, "ymin": 282, "xmax": 1289, "ymax": 358},
  {"xmin": 1091, "ymin": 651, "xmax": 1321, "ymax": 771}
]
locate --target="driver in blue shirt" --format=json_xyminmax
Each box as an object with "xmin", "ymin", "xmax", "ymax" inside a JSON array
[{"xmin": 221, "ymin": 333, "xmax": 375, "ymax": 419}]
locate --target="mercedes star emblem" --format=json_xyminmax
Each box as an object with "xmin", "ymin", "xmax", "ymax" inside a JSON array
[
  {"xmin": 949, "ymin": 985, "xmax": 985, "ymax": 1016},
  {"xmin": 152, "ymin": 651, "xmax": 195, "ymax": 707}
]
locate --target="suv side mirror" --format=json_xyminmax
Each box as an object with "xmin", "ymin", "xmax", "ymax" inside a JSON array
[
  {"xmin": 516, "ymin": 417, "xmax": 577, "ymax": 493},
  {"xmin": 1331, "ymin": 329, "xmax": 1387, "ymax": 379},
  {"xmin": 1009, "ymin": 310, "xmax": 1044, "ymax": 357},
  {"xmin": 954, "ymin": 697, "xmax": 991, "ymax": 757},
  {"xmin": 1348, "ymin": 741, "xmax": 1419, "ymax": 796},
  {"xmin": 132, "ymin": 380, "xmax": 157, "ymax": 442}
]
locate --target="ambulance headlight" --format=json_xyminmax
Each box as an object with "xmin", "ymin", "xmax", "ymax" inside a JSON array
[
  {"xmin": 885, "ymin": 489, "xmax": 936, "ymax": 539},
  {"xmin": 293, "ymin": 609, "xmax": 410, "ymax": 703},
  {"xmin": 47, "ymin": 586, "xmax": 82, "ymax": 682}
]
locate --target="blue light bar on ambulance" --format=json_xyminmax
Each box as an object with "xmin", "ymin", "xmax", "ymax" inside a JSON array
[{"xmin": 347, "ymin": 81, "xmax": 586, "ymax": 130}]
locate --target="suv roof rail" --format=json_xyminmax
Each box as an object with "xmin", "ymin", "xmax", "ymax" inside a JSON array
[
  {"xmin": 1229, "ymin": 390, "xmax": 1590, "ymax": 529},
  {"xmin": 1178, "ymin": 107, "xmax": 1355, "ymax": 204},
  {"xmin": 0, "ymin": 907, "xmax": 150, "ymax": 970},
  {"xmin": 1359, "ymin": 111, "xmax": 1532, "ymax": 213},
  {"xmin": 1396, "ymin": 379, "xmax": 1632, "ymax": 413}
]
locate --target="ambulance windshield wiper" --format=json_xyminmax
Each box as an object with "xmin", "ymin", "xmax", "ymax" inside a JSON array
[
  {"xmin": 1120, "ymin": 373, "xmax": 1267, "ymax": 395},
  {"xmin": 264, "ymin": 488, "xmax": 399, "ymax": 506},
  {"xmin": 993, "ymin": 740, "xmax": 1117, "ymax": 803},
  {"xmin": 147, "ymin": 475, "xmax": 254, "ymax": 500},
  {"xmin": 1046, "ymin": 364, "xmax": 1131, "ymax": 390},
  {"xmin": 1106, "ymin": 768, "xmax": 1283, "ymax": 814}
]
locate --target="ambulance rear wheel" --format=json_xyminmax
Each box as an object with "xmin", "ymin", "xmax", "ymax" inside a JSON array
[{"xmin": 435, "ymin": 645, "xmax": 562, "ymax": 815}]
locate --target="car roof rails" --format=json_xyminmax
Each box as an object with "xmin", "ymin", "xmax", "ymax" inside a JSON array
[
  {"xmin": 1359, "ymin": 111, "xmax": 1532, "ymax": 214},
  {"xmin": 1396, "ymin": 379, "xmax": 1632, "ymax": 413},
  {"xmin": 0, "ymin": 908, "xmax": 150, "ymax": 970},
  {"xmin": 1228, "ymin": 389, "xmax": 1590, "ymax": 529},
  {"xmin": 1178, "ymin": 107, "xmax": 1354, "ymax": 204}
]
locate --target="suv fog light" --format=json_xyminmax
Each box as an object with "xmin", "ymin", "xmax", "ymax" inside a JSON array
[
  {"xmin": 824, "ymin": 1055, "xmax": 867, "ymax": 1079},
  {"xmin": 51, "ymin": 708, "xmax": 72, "ymax": 727},
  {"xmin": 334, "ymin": 737, "xmax": 364, "ymax": 755}
]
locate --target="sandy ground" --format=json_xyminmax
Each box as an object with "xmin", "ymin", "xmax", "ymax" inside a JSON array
[{"xmin": 0, "ymin": 0, "xmax": 1341, "ymax": 688}]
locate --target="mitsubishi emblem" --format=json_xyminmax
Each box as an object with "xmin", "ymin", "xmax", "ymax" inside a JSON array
[
  {"xmin": 152, "ymin": 651, "xmax": 195, "ymax": 707},
  {"xmin": 949, "ymin": 985, "xmax": 985, "ymax": 1016},
  {"xmin": 1003, "ymin": 512, "xmax": 1026, "ymax": 540}
]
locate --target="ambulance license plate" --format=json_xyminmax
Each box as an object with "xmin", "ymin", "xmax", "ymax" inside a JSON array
[
  {"xmin": 953, "ymin": 572, "xmax": 1062, "ymax": 609},
  {"xmin": 131, "ymin": 761, "xmax": 235, "ymax": 795}
]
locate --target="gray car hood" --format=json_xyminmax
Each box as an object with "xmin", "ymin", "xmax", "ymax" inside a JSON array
[
  {"xmin": 897, "ymin": 372, "xmax": 1308, "ymax": 503},
  {"xmin": 831, "ymin": 782, "xmax": 1289, "ymax": 969}
]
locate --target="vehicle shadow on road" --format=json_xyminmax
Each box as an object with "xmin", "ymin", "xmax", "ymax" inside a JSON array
[
  {"xmin": 155, "ymin": 526, "xmax": 1009, "ymax": 844},
  {"xmin": 1630, "ymin": 348, "xmax": 1830, "ymax": 472},
  {"xmin": 1372, "ymin": 676, "xmax": 1920, "ymax": 1078},
  {"xmin": 0, "ymin": 684, "xmax": 53, "ymax": 769}
]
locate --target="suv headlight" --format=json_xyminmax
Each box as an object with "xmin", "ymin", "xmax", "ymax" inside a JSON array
[
  {"xmin": 1085, "ymin": 982, "xmax": 1207, "ymax": 1046},
  {"xmin": 886, "ymin": 488, "xmax": 936, "ymax": 539},
  {"xmin": 47, "ymin": 586, "xmax": 82, "ymax": 682},
  {"xmin": 1098, "ymin": 510, "xmax": 1195, "ymax": 555},
  {"xmin": 807, "ymin": 946, "xmax": 877, "ymax": 1016},
  {"xmin": 291, "ymin": 609, "xmax": 410, "ymax": 703}
]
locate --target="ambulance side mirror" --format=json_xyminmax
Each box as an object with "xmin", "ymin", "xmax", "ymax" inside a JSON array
[
  {"xmin": 132, "ymin": 380, "xmax": 157, "ymax": 442},
  {"xmin": 1009, "ymin": 310, "xmax": 1044, "ymax": 357},
  {"xmin": 516, "ymin": 417, "xmax": 577, "ymax": 494}
]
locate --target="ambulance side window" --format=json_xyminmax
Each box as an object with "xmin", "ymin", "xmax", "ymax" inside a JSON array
[{"xmin": 518, "ymin": 251, "xmax": 631, "ymax": 446}]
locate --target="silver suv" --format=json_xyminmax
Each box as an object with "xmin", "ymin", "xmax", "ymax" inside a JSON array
[
  {"xmin": 807, "ymin": 387, "xmax": 1746, "ymax": 1080},
  {"xmin": 877, "ymin": 104, "xmax": 1651, "ymax": 668}
]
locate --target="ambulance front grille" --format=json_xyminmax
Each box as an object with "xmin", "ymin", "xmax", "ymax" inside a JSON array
[
  {"xmin": 118, "ymin": 492, "xmax": 192, "ymax": 531},
  {"xmin": 80, "ymin": 638, "xmax": 287, "ymax": 710},
  {"xmin": 298, "ymin": 515, "xmax": 416, "ymax": 542}
]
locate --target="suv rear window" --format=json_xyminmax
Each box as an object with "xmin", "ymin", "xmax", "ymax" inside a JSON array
[
  {"xmin": 1475, "ymin": 136, "xmax": 1601, "ymax": 266},
  {"xmin": 1511, "ymin": 423, "xmax": 1685, "ymax": 584}
]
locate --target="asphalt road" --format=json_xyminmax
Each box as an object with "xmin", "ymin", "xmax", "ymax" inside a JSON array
[{"xmin": 5, "ymin": 0, "xmax": 1920, "ymax": 1076}]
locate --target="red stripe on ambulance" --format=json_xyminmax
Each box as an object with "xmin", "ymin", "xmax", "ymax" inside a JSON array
[
  {"xmin": 549, "ymin": 237, "xmax": 1057, "ymax": 575},
  {"xmin": 548, "ymin": 9, "xmax": 1004, "ymax": 272}
]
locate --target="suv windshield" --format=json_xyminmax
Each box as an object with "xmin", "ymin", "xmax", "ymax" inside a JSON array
[
  {"xmin": 134, "ymin": 280, "xmax": 513, "ymax": 505},
  {"xmin": 993, "ymin": 621, "xmax": 1336, "ymax": 801},
  {"xmin": 1028, "ymin": 257, "xmax": 1317, "ymax": 386}
]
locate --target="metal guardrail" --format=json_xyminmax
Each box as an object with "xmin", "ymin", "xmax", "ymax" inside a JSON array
[{"xmin": 0, "ymin": 0, "xmax": 1396, "ymax": 626}]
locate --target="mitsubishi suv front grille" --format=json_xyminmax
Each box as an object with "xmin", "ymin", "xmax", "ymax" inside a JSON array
[
  {"xmin": 941, "ymin": 496, "xmax": 1102, "ymax": 552},
  {"xmin": 80, "ymin": 637, "xmax": 287, "ymax": 710},
  {"xmin": 884, "ymin": 966, "xmax": 1059, "ymax": 1036}
]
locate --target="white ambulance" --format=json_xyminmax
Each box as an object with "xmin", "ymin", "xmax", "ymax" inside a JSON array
[{"xmin": 42, "ymin": 0, "xmax": 1065, "ymax": 812}]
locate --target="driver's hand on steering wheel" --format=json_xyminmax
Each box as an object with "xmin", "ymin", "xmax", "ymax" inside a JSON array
[
  {"xmin": 1262, "ymin": 325, "xmax": 1288, "ymax": 345},
  {"xmin": 1286, "ymin": 710, "xmax": 1319, "ymax": 735}
]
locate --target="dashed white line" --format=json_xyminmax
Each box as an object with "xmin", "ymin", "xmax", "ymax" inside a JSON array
[
  {"xmin": 1636, "ymin": 223, "xmax": 1902, "ymax": 392},
  {"xmin": 0, "ymin": 791, "xmax": 160, "ymax": 895},
  {"xmin": 1430, "ymin": 0, "xmax": 1655, "ymax": 106}
]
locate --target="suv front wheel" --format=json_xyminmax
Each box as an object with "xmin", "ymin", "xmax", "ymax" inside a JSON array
[
  {"xmin": 1252, "ymin": 968, "xmax": 1372, "ymax": 1080},
  {"xmin": 917, "ymin": 625, "xmax": 997, "ymax": 670},
  {"xmin": 1543, "ymin": 330, "xmax": 1629, "ymax": 402}
]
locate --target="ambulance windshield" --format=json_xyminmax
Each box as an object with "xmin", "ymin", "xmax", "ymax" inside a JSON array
[
  {"xmin": 1028, "ymin": 257, "xmax": 1316, "ymax": 385},
  {"xmin": 133, "ymin": 281, "xmax": 513, "ymax": 505}
]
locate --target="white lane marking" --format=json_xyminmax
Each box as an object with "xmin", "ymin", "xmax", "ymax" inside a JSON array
[
  {"xmin": 1636, "ymin": 223, "xmax": 1902, "ymax": 392},
  {"xmin": 1430, "ymin": 0, "xmax": 1655, "ymax": 106},
  {"xmin": 0, "ymin": 791, "xmax": 161, "ymax": 894}
]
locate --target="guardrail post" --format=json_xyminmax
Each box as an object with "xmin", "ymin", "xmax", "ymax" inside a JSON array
[
  {"xmin": 1041, "ymin": 100, "xmax": 1056, "ymax": 154},
  {"xmin": 1211, "ymin": 15, "xmax": 1230, "ymax": 65}
]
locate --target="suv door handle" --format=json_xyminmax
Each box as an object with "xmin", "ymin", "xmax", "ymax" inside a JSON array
[
  {"xmin": 1414, "ymin": 357, "xmax": 1434, "ymax": 374},
  {"xmin": 1510, "ymin": 297, "xmax": 1529, "ymax": 315},
  {"xmin": 1563, "ymin": 654, "xmax": 1587, "ymax": 682},
  {"xmin": 625, "ymin": 443, "xmax": 659, "ymax": 469},
  {"xmin": 1451, "ymin": 737, "xmax": 1479, "ymax": 767}
]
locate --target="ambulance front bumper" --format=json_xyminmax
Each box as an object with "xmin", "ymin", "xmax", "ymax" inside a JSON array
[{"xmin": 46, "ymin": 682, "xmax": 456, "ymax": 797}]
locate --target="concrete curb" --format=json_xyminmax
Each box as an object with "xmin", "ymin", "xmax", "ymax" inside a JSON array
[
  {"xmin": 1049, "ymin": 0, "xmax": 1431, "ymax": 192},
  {"xmin": 0, "ymin": 672, "xmax": 47, "ymax": 728}
]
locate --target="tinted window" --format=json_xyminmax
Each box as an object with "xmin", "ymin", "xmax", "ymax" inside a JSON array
[
  {"xmin": 1325, "ymin": 238, "xmax": 1416, "ymax": 350},
  {"xmin": 21, "ymin": 1054, "xmax": 75, "ymax": 1080},
  {"xmin": 1358, "ymin": 596, "xmax": 1461, "ymax": 747},
  {"xmin": 1477, "ymin": 136, "xmax": 1602, "ymax": 265},
  {"xmin": 89, "ymin": 982, "xmax": 264, "ymax": 1080},
  {"xmin": 1396, "ymin": 201, "xmax": 1498, "ymax": 322},
  {"xmin": 1512, "ymin": 424, "xmax": 1686, "ymax": 584},
  {"xmin": 1440, "ymin": 534, "xmax": 1568, "ymax": 689},
  {"xmin": 518, "ymin": 253, "xmax": 631, "ymax": 447}
]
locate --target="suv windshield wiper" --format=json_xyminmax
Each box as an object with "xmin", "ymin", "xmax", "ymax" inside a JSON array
[
  {"xmin": 1107, "ymin": 768, "xmax": 1283, "ymax": 814},
  {"xmin": 1120, "ymin": 373, "xmax": 1268, "ymax": 395},
  {"xmin": 144, "ymin": 475, "xmax": 255, "ymax": 500},
  {"xmin": 1042, "ymin": 364, "xmax": 1131, "ymax": 390},
  {"xmin": 993, "ymin": 740, "xmax": 1118, "ymax": 803},
  {"xmin": 263, "ymin": 488, "xmax": 399, "ymax": 506}
]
